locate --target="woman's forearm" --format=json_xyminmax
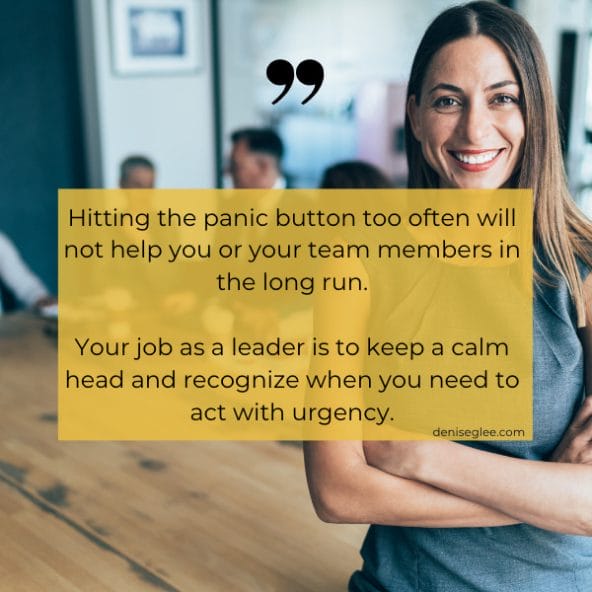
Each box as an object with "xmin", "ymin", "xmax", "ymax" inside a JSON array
[
  {"xmin": 423, "ymin": 444, "xmax": 592, "ymax": 534},
  {"xmin": 372, "ymin": 440, "xmax": 592, "ymax": 535},
  {"xmin": 304, "ymin": 441, "xmax": 518, "ymax": 527}
]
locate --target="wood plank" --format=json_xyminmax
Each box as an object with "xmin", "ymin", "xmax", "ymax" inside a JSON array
[{"xmin": 0, "ymin": 315, "xmax": 366, "ymax": 591}]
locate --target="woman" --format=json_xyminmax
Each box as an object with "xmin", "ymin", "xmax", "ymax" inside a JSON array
[{"xmin": 304, "ymin": 3, "xmax": 592, "ymax": 591}]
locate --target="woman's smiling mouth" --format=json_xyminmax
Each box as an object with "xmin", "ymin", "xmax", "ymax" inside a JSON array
[{"xmin": 449, "ymin": 149, "xmax": 504, "ymax": 171}]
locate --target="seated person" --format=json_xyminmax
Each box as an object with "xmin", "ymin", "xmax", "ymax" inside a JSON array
[
  {"xmin": 319, "ymin": 160, "xmax": 392, "ymax": 189},
  {"xmin": 119, "ymin": 155, "xmax": 156, "ymax": 188},
  {"xmin": 0, "ymin": 232, "xmax": 54, "ymax": 313},
  {"xmin": 228, "ymin": 128, "xmax": 287, "ymax": 189}
]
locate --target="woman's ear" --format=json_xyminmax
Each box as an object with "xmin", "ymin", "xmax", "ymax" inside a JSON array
[{"xmin": 407, "ymin": 95, "xmax": 422, "ymax": 141}]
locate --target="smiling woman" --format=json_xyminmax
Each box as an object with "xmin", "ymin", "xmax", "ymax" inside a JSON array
[{"xmin": 304, "ymin": 2, "xmax": 592, "ymax": 592}]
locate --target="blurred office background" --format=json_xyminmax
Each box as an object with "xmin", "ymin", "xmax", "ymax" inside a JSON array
[{"xmin": 1, "ymin": 0, "xmax": 592, "ymax": 291}]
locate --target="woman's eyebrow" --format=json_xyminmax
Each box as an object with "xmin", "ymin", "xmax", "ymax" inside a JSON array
[
  {"xmin": 428, "ymin": 80, "xmax": 519, "ymax": 95},
  {"xmin": 428, "ymin": 83, "xmax": 462, "ymax": 95},
  {"xmin": 485, "ymin": 80, "xmax": 519, "ymax": 91}
]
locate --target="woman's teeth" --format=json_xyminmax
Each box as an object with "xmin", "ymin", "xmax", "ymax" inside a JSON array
[{"xmin": 452, "ymin": 150, "xmax": 500, "ymax": 164}]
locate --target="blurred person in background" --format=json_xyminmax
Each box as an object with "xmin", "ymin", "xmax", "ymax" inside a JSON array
[
  {"xmin": 119, "ymin": 155, "xmax": 156, "ymax": 189},
  {"xmin": 0, "ymin": 232, "xmax": 55, "ymax": 314},
  {"xmin": 319, "ymin": 160, "xmax": 392, "ymax": 189},
  {"xmin": 228, "ymin": 128, "xmax": 286, "ymax": 189}
]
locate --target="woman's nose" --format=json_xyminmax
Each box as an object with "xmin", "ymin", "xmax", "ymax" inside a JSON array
[{"xmin": 459, "ymin": 101, "xmax": 491, "ymax": 144}]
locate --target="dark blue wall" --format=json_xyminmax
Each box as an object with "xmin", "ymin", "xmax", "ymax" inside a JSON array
[{"xmin": 0, "ymin": 1, "xmax": 86, "ymax": 294}]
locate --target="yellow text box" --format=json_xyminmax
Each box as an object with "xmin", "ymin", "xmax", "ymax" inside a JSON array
[{"xmin": 58, "ymin": 189, "xmax": 532, "ymax": 440}]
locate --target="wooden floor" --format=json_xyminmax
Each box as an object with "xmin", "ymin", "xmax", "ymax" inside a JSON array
[{"xmin": 0, "ymin": 315, "xmax": 366, "ymax": 591}]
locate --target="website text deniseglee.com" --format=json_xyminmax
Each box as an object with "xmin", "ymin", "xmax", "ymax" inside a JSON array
[{"xmin": 433, "ymin": 427, "xmax": 526, "ymax": 439}]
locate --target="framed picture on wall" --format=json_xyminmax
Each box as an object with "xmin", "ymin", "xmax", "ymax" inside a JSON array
[{"xmin": 110, "ymin": 0, "xmax": 203, "ymax": 75}]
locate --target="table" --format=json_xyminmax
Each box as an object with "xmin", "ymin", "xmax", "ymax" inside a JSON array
[{"xmin": 0, "ymin": 314, "xmax": 365, "ymax": 591}]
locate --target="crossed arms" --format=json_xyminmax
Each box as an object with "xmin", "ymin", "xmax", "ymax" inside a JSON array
[{"xmin": 304, "ymin": 261, "xmax": 592, "ymax": 535}]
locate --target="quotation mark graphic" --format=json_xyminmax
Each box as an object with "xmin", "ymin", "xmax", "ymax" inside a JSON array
[{"xmin": 266, "ymin": 59, "xmax": 324, "ymax": 105}]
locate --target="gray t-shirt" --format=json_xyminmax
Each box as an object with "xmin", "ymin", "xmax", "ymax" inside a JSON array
[{"xmin": 349, "ymin": 259, "xmax": 592, "ymax": 592}]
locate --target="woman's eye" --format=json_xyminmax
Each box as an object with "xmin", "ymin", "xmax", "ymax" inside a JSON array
[
  {"xmin": 433, "ymin": 96, "xmax": 461, "ymax": 109},
  {"xmin": 492, "ymin": 94, "xmax": 519, "ymax": 105},
  {"xmin": 432, "ymin": 96, "xmax": 462, "ymax": 112}
]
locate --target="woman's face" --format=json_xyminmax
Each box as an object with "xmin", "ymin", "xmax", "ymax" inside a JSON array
[{"xmin": 408, "ymin": 35, "xmax": 525, "ymax": 189}]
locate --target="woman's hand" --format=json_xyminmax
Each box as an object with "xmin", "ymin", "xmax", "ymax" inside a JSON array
[{"xmin": 549, "ymin": 396, "xmax": 592, "ymax": 463}]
